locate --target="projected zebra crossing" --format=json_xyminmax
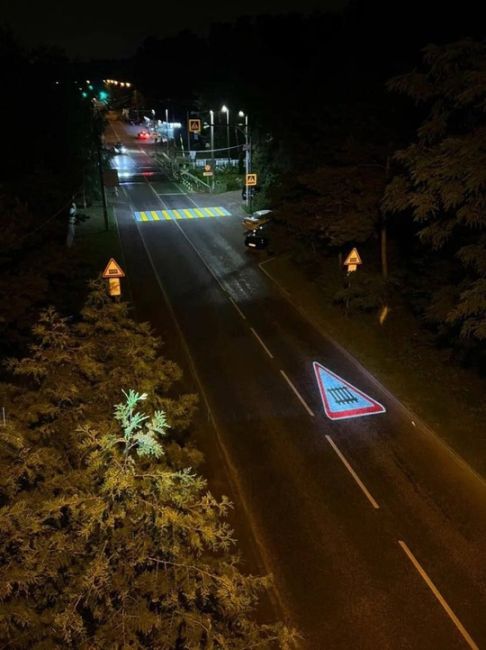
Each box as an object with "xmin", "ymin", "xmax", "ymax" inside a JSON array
[{"xmin": 134, "ymin": 206, "xmax": 231, "ymax": 222}]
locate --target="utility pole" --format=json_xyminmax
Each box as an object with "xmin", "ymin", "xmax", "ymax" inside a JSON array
[
  {"xmin": 244, "ymin": 113, "xmax": 250, "ymax": 212},
  {"xmin": 210, "ymin": 109, "xmax": 215, "ymax": 191},
  {"xmin": 93, "ymin": 109, "xmax": 109, "ymax": 231},
  {"xmin": 381, "ymin": 154, "xmax": 391, "ymax": 279},
  {"xmin": 96, "ymin": 141, "xmax": 109, "ymax": 231}
]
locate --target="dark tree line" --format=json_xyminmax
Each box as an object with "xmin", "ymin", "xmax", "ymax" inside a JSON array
[{"xmin": 0, "ymin": 28, "xmax": 102, "ymax": 359}]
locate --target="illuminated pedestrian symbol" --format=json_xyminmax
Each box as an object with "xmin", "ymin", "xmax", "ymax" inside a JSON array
[
  {"xmin": 246, "ymin": 173, "xmax": 257, "ymax": 186},
  {"xmin": 313, "ymin": 362, "xmax": 386, "ymax": 421},
  {"xmin": 188, "ymin": 119, "xmax": 201, "ymax": 133}
]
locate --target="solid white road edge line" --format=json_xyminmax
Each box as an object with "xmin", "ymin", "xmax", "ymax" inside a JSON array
[
  {"xmin": 250, "ymin": 328, "xmax": 274, "ymax": 359},
  {"xmin": 398, "ymin": 540, "xmax": 479, "ymax": 650},
  {"xmin": 280, "ymin": 370, "xmax": 314, "ymax": 417},
  {"xmin": 325, "ymin": 435, "xmax": 380, "ymax": 510}
]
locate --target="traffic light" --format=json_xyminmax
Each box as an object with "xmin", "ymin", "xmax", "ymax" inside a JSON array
[{"xmin": 99, "ymin": 90, "xmax": 109, "ymax": 101}]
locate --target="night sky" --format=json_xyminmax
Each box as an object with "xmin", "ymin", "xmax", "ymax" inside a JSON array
[{"xmin": 5, "ymin": 0, "xmax": 346, "ymax": 59}]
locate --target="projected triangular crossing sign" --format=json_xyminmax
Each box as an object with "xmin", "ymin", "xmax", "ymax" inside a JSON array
[{"xmin": 313, "ymin": 362, "xmax": 386, "ymax": 421}]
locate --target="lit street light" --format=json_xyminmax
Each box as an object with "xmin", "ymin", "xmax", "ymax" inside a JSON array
[{"xmin": 221, "ymin": 105, "xmax": 230, "ymax": 164}]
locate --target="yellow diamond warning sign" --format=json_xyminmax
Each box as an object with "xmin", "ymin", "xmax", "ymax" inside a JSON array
[
  {"xmin": 188, "ymin": 119, "xmax": 201, "ymax": 133},
  {"xmin": 246, "ymin": 173, "xmax": 257, "ymax": 187},
  {"xmin": 102, "ymin": 258, "xmax": 125, "ymax": 279}
]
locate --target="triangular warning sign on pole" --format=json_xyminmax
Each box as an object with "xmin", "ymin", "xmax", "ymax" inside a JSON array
[
  {"xmin": 343, "ymin": 247, "xmax": 362, "ymax": 267},
  {"xmin": 102, "ymin": 258, "xmax": 125, "ymax": 278},
  {"xmin": 313, "ymin": 362, "xmax": 386, "ymax": 420}
]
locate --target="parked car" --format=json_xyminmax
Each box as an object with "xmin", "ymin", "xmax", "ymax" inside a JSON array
[
  {"xmin": 242, "ymin": 209, "xmax": 272, "ymax": 230},
  {"xmin": 136, "ymin": 130, "xmax": 150, "ymax": 140},
  {"xmin": 245, "ymin": 228, "xmax": 269, "ymax": 250}
]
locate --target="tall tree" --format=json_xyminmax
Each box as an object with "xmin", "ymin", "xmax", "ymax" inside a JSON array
[
  {"xmin": 383, "ymin": 40, "xmax": 486, "ymax": 350},
  {"xmin": 0, "ymin": 390, "xmax": 296, "ymax": 648},
  {"xmin": 0, "ymin": 286, "xmax": 297, "ymax": 648}
]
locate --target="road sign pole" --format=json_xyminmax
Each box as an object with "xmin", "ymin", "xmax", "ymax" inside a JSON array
[{"xmin": 186, "ymin": 111, "xmax": 191, "ymax": 162}]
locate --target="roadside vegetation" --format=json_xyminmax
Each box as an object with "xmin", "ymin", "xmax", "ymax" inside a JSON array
[{"xmin": 0, "ymin": 28, "xmax": 295, "ymax": 648}]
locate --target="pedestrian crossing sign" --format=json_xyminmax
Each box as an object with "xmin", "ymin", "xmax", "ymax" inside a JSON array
[
  {"xmin": 246, "ymin": 173, "xmax": 257, "ymax": 186},
  {"xmin": 188, "ymin": 119, "xmax": 201, "ymax": 133},
  {"xmin": 313, "ymin": 362, "xmax": 386, "ymax": 420}
]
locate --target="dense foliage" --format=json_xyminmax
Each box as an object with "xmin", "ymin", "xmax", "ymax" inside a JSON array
[
  {"xmin": 383, "ymin": 40, "xmax": 486, "ymax": 353},
  {"xmin": 0, "ymin": 283, "xmax": 296, "ymax": 648}
]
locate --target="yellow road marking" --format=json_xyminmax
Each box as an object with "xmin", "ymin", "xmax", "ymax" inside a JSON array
[
  {"xmin": 194, "ymin": 208, "xmax": 205, "ymax": 218},
  {"xmin": 162, "ymin": 210, "xmax": 171, "ymax": 220},
  {"xmin": 204, "ymin": 207, "xmax": 216, "ymax": 217},
  {"xmin": 183, "ymin": 209, "xmax": 194, "ymax": 219},
  {"xmin": 140, "ymin": 211, "xmax": 148, "ymax": 221},
  {"xmin": 151, "ymin": 210, "xmax": 160, "ymax": 221},
  {"xmin": 172, "ymin": 209, "xmax": 183, "ymax": 220},
  {"xmin": 214, "ymin": 207, "xmax": 225, "ymax": 216}
]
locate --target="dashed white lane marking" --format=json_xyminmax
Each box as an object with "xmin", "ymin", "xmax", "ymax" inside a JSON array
[
  {"xmin": 398, "ymin": 540, "xmax": 479, "ymax": 650},
  {"xmin": 250, "ymin": 328, "xmax": 274, "ymax": 359},
  {"xmin": 280, "ymin": 370, "xmax": 315, "ymax": 417},
  {"xmin": 325, "ymin": 435, "xmax": 380, "ymax": 509},
  {"xmin": 229, "ymin": 297, "xmax": 246, "ymax": 320}
]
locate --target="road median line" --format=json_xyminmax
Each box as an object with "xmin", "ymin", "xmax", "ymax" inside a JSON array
[
  {"xmin": 250, "ymin": 328, "xmax": 274, "ymax": 359},
  {"xmin": 398, "ymin": 540, "xmax": 479, "ymax": 650},
  {"xmin": 325, "ymin": 435, "xmax": 380, "ymax": 509},
  {"xmin": 280, "ymin": 370, "xmax": 314, "ymax": 417}
]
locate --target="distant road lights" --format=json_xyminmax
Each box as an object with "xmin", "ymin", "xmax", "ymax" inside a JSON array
[{"xmin": 238, "ymin": 110, "xmax": 245, "ymax": 118}]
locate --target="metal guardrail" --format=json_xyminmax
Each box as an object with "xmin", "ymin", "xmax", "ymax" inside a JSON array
[{"xmin": 179, "ymin": 169, "xmax": 211, "ymax": 192}]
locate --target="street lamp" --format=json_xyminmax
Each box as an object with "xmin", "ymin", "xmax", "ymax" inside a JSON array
[
  {"xmin": 221, "ymin": 105, "xmax": 230, "ymax": 164},
  {"xmin": 239, "ymin": 111, "xmax": 251, "ymax": 211}
]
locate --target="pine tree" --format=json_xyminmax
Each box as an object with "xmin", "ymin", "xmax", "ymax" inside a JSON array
[{"xmin": 383, "ymin": 39, "xmax": 486, "ymax": 348}]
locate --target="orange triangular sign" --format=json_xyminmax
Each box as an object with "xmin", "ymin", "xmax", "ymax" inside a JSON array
[
  {"xmin": 102, "ymin": 258, "xmax": 125, "ymax": 278},
  {"xmin": 344, "ymin": 247, "xmax": 362, "ymax": 266}
]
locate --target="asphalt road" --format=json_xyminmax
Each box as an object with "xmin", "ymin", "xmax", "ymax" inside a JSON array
[{"xmin": 106, "ymin": 121, "xmax": 486, "ymax": 649}]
